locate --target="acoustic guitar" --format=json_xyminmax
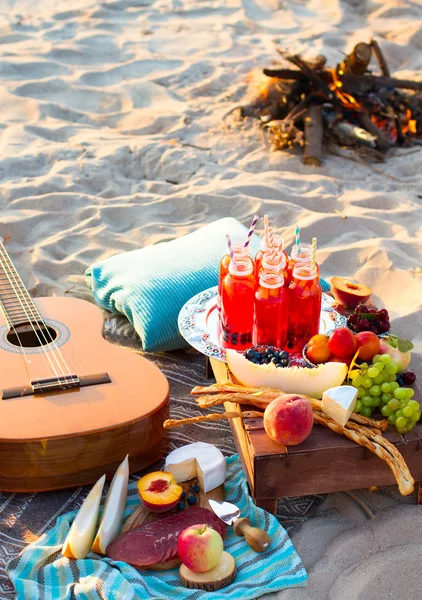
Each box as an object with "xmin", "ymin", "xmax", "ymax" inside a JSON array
[{"xmin": 0, "ymin": 239, "xmax": 170, "ymax": 492}]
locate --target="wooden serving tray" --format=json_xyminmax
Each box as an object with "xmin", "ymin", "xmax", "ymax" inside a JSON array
[
  {"xmin": 209, "ymin": 358, "xmax": 422, "ymax": 513},
  {"xmin": 122, "ymin": 479, "xmax": 225, "ymax": 570}
]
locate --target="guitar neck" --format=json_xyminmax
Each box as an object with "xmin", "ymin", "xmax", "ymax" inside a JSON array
[{"xmin": 0, "ymin": 240, "xmax": 42, "ymax": 328}]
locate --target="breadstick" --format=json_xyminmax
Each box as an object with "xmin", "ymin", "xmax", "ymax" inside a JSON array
[
  {"xmin": 163, "ymin": 411, "xmax": 264, "ymax": 429},
  {"xmin": 313, "ymin": 411, "xmax": 414, "ymax": 496}
]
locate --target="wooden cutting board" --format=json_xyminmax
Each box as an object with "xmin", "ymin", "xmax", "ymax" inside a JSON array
[{"xmin": 122, "ymin": 478, "xmax": 225, "ymax": 570}]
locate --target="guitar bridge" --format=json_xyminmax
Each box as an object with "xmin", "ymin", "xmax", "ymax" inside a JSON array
[{"xmin": 31, "ymin": 375, "xmax": 80, "ymax": 394}]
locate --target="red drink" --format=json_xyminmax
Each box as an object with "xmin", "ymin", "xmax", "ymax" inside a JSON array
[
  {"xmin": 288, "ymin": 243, "xmax": 320, "ymax": 279},
  {"xmin": 255, "ymin": 234, "xmax": 289, "ymax": 284},
  {"xmin": 288, "ymin": 265, "xmax": 322, "ymax": 352},
  {"xmin": 220, "ymin": 257, "xmax": 256, "ymax": 350},
  {"xmin": 218, "ymin": 243, "xmax": 249, "ymax": 313},
  {"xmin": 254, "ymin": 261, "xmax": 289, "ymax": 348}
]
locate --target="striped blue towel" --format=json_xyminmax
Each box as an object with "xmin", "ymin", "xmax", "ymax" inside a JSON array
[{"xmin": 8, "ymin": 455, "xmax": 307, "ymax": 599}]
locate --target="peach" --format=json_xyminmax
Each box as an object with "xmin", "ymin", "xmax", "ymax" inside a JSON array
[
  {"xmin": 355, "ymin": 331, "xmax": 380, "ymax": 361},
  {"xmin": 328, "ymin": 327, "xmax": 357, "ymax": 358},
  {"xmin": 137, "ymin": 471, "xmax": 182, "ymax": 513},
  {"xmin": 264, "ymin": 394, "xmax": 313, "ymax": 446},
  {"xmin": 177, "ymin": 524, "xmax": 224, "ymax": 573},
  {"xmin": 330, "ymin": 277, "xmax": 372, "ymax": 308}
]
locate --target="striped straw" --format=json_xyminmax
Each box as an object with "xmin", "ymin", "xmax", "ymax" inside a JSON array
[
  {"xmin": 264, "ymin": 214, "xmax": 269, "ymax": 246},
  {"xmin": 244, "ymin": 214, "xmax": 259, "ymax": 248},
  {"xmin": 311, "ymin": 236, "xmax": 317, "ymax": 271},
  {"xmin": 267, "ymin": 227, "xmax": 278, "ymax": 263},
  {"xmin": 295, "ymin": 225, "xmax": 300, "ymax": 248},
  {"xmin": 226, "ymin": 233, "xmax": 237, "ymax": 267}
]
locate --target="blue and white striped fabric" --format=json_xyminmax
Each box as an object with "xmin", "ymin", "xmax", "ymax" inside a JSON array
[{"xmin": 8, "ymin": 455, "xmax": 307, "ymax": 599}]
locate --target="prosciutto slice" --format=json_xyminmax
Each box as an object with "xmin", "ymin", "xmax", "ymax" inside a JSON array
[{"xmin": 107, "ymin": 506, "xmax": 226, "ymax": 568}]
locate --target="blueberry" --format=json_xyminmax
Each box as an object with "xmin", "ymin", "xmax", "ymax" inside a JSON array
[
  {"xmin": 268, "ymin": 354, "xmax": 274, "ymax": 360},
  {"xmin": 177, "ymin": 501, "xmax": 185, "ymax": 510},
  {"xmin": 261, "ymin": 358, "xmax": 269, "ymax": 364},
  {"xmin": 192, "ymin": 483, "xmax": 200, "ymax": 493},
  {"xmin": 246, "ymin": 349, "xmax": 255, "ymax": 359},
  {"xmin": 281, "ymin": 351, "xmax": 289, "ymax": 359},
  {"xmin": 271, "ymin": 357, "xmax": 279, "ymax": 364},
  {"xmin": 281, "ymin": 359, "xmax": 289, "ymax": 367},
  {"xmin": 274, "ymin": 351, "xmax": 280, "ymax": 358},
  {"xmin": 181, "ymin": 491, "xmax": 186, "ymax": 498},
  {"xmin": 187, "ymin": 495, "xmax": 197, "ymax": 505},
  {"xmin": 276, "ymin": 363, "xmax": 284, "ymax": 368}
]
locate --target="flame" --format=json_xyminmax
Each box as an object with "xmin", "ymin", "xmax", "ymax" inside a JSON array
[
  {"xmin": 330, "ymin": 68, "xmax": 365, "ymax": 111},
  {"xmin": 402, "ymin": 108, "xmax": 417, "ymax": 135}
]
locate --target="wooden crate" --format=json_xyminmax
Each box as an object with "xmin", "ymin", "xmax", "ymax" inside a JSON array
[{"xmin": 209, "ymin": 358, "xmax": 422, "ymax": 514}]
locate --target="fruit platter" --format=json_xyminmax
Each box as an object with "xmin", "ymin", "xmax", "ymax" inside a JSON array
[{"xmin": 175, "ymin": 216, "xmax": 422, "ymax": 510}]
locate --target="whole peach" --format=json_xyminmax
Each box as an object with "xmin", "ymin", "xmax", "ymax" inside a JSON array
[
  {"xmin": 264, "ymin": 394, "xmax": 313, "ymax": 446},
  {"xmin": 177, "ymin": 524, "xmax": 223, "ymax": 573}
]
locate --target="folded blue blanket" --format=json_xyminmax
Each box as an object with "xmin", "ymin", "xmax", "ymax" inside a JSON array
[{"xmin": 8, "ymin": 455, "xmax": 308, "ymax": 599}]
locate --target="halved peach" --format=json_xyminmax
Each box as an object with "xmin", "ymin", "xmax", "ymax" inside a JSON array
[
  {"xmin": 330, "ymin": 277, "xmax": 372, "ymax": 308},
  {"xmin": 137, "ymin": 471, "xmax": 183, "ymax": 513}
]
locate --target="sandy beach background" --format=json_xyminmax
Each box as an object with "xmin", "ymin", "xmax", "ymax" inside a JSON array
[{"xmin": 0, "ymin": 0, "xmax": 422, "ymax": 597}]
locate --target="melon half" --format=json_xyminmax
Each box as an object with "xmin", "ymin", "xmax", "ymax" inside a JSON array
[{"xmin": 226, "ymin": 350, "xmax": 347, "ymax": 399}]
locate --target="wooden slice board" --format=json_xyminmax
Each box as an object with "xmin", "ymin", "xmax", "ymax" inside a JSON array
[{"xmin": 122, "ymin": 478, "xmax": 225, "ymax": 570}]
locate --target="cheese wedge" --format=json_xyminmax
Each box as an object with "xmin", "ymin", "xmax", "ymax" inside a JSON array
[
  {"xmin": 321, "ymin": 385, "xmax": 358, "ymax": 427},
  {"xmin": 164, "ymin": 443, "xmax": 226, "ymax": 493},
  {"xmin": 62, "ymin": 474, "xmax": 105, "ymax": 559},
  {"xmin": 92, "ymin": 455, "xmax": 129, "ymax": 555}
]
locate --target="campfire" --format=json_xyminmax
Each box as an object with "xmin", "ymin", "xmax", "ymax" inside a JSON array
[{"xmin": 243, "ymin": 41, "xmax": 422, "ymax": 165}]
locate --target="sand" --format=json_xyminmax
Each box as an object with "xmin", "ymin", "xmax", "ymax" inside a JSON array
[{"xmin": 1, "ymin": 0, "xmax": 422, "ymax": 597}]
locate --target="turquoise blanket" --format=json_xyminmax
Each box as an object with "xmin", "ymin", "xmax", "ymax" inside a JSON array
[{"xmin": 8, "ymin": 455, "xmax": 307, "ymax": 599}]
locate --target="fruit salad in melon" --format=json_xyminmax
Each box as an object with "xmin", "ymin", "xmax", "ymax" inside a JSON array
[{"xmin": 226, "ymin": 349, "xmax": 347, "ymax": 399}]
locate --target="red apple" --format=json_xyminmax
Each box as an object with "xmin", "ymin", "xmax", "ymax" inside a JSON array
[
  {"xmin": 328, "ymin": 327, "xmax": 357, "ymax": 358},
  {"xmin": 264, "ymin": 394, "xmax": 313, "ymax": 446},
  {"xmin": 177, "ymin": 524, "xmax": 224, "ymax": 573},
  {"xmin": 330, "ymin": 277, "xmax": 372, "ymax": 308},
  {"xmin": 355, "ymin": 331, "xmax": 380, "ymax": 361},
  {"xmin": 379, "ymin": 336, "xmax": 412, "ymax": 373}
]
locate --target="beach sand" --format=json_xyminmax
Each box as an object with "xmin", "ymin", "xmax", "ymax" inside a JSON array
[{"xmin": 1, "ymin": 0, "xmax": 422, "ymax": 597}]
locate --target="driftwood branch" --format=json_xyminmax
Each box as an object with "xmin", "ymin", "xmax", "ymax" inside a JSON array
[
  {"xmin": 303, "ymin": 104, "xmax": 323, "ymax": 165},
  {"xmin": 357, "ymin": 113, "xmax": 390, "ymax": 151},
  {"xmin": 370, "ymin": 39, "xmax": 391, "ymax": 77}
]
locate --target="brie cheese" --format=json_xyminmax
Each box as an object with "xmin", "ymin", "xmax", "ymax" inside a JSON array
[
  {"xmin": 164, "ymin": 443, "xmax": 226, "ymax": 493},
  {"xmin": 321, "ymin": 385, "xmax": 357, "ymax": 427}
]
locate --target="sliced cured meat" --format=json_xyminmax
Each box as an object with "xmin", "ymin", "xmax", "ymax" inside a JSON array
[{"xmin": 107, "ymin": 507, "xmax": 226, "ymax": 569}]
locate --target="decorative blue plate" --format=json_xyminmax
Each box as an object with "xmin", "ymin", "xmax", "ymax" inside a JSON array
[{"xmin": 178, "ymin": 286, "xmax": 346, "ymax": 362}]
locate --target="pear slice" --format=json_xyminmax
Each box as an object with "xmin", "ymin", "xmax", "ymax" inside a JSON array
[
  {"xmin": 92, "ymin": 455, "xmax": 129, "ymax": 555},
  {"xmin": 62, "ymin": 474, "xmax": 105, "ymax": 559},
  {"xmin": 179, "ymin": 552, "xmax": 237, "ymax": 591}
]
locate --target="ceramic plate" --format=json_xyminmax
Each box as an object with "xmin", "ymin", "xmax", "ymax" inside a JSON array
[{"xmin": 178, "ymin": 286, "xmax": 346, "ymax": 362}]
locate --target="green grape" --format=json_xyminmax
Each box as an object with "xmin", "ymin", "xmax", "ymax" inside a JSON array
[
  {"xmin": 386, "ymin": 374, "xmax": 396, "ymax": 382},
  {"xmin": 406, "ymin": 388, "xmax": 415, "ymax": 399},
  {"xmin": 373, "ymin": 374, "xmax": 384, "ymax": 385},
  {"xmin": 390, "ymin": 382, "xmax": 399, "ymax": 391},
  {"xmin": 367, "ymin": 367, "xmax": 378, "ymax": 378},
  {"xmin": 388, "ymin": 398, "xmax": 401, "ymax": 411},
  {"xmin": 362, "ymin": 396, "xmax": 374, "ymax": 407},
  {"xmin": 373, "ymin": 362, "xmax": 384, "ymax": 372},
  {"xmin": 381, "ymin": 392, "xmax": 392, "ymax": 403},
  {"xmin": 410, "ymin": 411, "xmax": 421, "ymax": 422},
  {"xmin": 369, "ymin": 385, "xmax": 381, "ymax": 396},
  {"xmin": 396, "ymin": 416, "xmax": 406, "ymax": 429},
  {"xmin": 372, "ymin": 396, "xmax": 381, "ymax": 407},
  {"xmin": 362, "ymin": 376, "xmax": 373, "ymax": 389},
  {"xmin": 385, "ymin": 363, "xmax": 398, "ymax": 375},
  {"xmin": 381, "ymin": 405, "xmax": 392, "ymax": 417},
  {"xmin": 380, "ymin": 354, "xmax": 392, "ymax": 365},
  {"xmin": 394, "ymin": 388, "xmax": 407, "ymax": 400},
  {"xmin": 372, "ymin": 354, "xmax": 382, "ymax": 363},
  {"xmin": 355, "ymin": 400, "xmax": 363, "ymax": 413},
  {"xmin": 361, "ymin": 406, "xmax": 372, "ymax": 417},
  {"xmin": 360, "ymin": 363, "xmax": 368, "ymax": 370},
  {"xmin": 381, "ymin": 382, "xmax": 391, "ymax": 393},
  {"xmin": 397, "ymin": 428, "xmax": 406, "ymax": 435},
  {"xmin": 357, "ymin": 387, "xmax": 366, "ymax": 398},
  {"xmin": 403, "ymin": 406, "xmax": 414, "ymax": 418},
  {"xmin": 387, "ymin": 414, "xmax": 396, "ymax": 425},
  {"xmin": 400, "ymin": 399, "xmax": 408, "ymax": 408},
  {"xmin": 395, "ymin": 410, "xmax": 403, "ymax": 419},
  {"xmin": 409, "ymin": 400, "xmax": 420, "ymax": 411},
  {"xmin": 352, "ymin": 375, "xmax": 363, "ymax": 388}
]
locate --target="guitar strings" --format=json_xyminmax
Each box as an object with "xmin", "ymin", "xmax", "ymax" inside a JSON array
[
  {"xmin": 0, "ymin": 243, "xmax": 69, "ymax": 384},
  {"xmin": 0, "ymin": 294, "xmax": 32, "ymax": 382}
]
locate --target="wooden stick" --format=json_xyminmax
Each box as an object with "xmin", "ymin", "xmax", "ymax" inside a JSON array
[
  {"xmin": 303, "ymin": 104, "xmax": 323, "ymax": 166},
  {"xmin": 357, "ymin": 113, "xmax": 390, "ymax": 152},
  {"xmin": 370, "ymin": 39, "xmax": 390, "ymax": 77},
  {"xmin": 279, "ymin": 52, "xmax": 339, "ymax": 105},
  {"xmin": 163, "ymin": 411, "xmax": 264, "ymax": 429},
  {"xmin": 341, "ymin": 43, "xmax": 372, "ymax": 75}
]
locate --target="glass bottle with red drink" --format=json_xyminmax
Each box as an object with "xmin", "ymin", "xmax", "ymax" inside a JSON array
[
  {"xmin": 254, "ymin": 259, "xmax": 289, "ymax": 348},
  {"xmin": 255, "ymin": 234, "xmax": 290, "ymax": 284},
  {"xmin": 288, "ymin": 243, "xmax": 320, "ymax": 280},
  {"xmin": 288, "ymin": 264, "xmax": 322, "ymax": 352},
  {"xmin": 220, "ymin": 257, "xmax": 256, "ymax": 350},
  {"xmin": 217, "ymin": 242, "xmax": 250, "ymax": 314}
]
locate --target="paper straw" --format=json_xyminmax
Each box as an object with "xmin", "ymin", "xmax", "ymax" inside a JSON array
[
  {"xmin": 311, "ymin": 236, "xmax": 317, "ymax": 271},
  {"xmin": 264, "ymin": 214, "xmax": 269, "ymax": 246},
  {"xmin": 295, "ymin": 226, "xmax": 300, "ymax": 248},
  {"xmin": 267, "ymin": 227, "xmax": 278, "ymax": 263},
  {"xmin": 226, "ymin": 233, "xmax": 237, "ymax": 267},
  {"xmin": 244, "ymin": 214, "xmax": 259, "ymax": 248}
]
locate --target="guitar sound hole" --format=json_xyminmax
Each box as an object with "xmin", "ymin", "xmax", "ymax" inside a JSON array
[{"xmin": 7, "ymin": 324, "xmax": 58, "ymax": 348}]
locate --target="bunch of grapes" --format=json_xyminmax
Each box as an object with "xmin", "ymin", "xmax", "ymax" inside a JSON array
[
  {"xmin": 350, "ymin": 353, "xmax": 421, "ymax": 434},
  {"xmin": 347, "ymin": 305, "xmax": 390, "ymax": 335}
]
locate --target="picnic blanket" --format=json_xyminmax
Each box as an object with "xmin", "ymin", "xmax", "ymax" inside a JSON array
[{"xmin": 8, "ymin": 454, "xmax": 307, "ymax": 600}]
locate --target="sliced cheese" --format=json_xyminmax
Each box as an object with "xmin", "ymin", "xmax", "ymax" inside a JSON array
[
  {"xmin": 92, "ymin": 455, "xmax": 129, "ymax": 555},
  {"xmin": 321, "ymin": 385, "xmax": 357, "ymax": 427},
  {"xmin": 62, "ymin": 474, "xmax": 105, "ymax": 559},
  {"xmin": 164, "ymin": 443, "xmax": 226, "ymax": 494}
]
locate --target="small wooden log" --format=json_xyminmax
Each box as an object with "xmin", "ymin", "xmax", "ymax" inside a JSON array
[
  {"xmin": 180, "ymin": 552, "xmax": 237, "ymax": 590},
  {"xmin": 341, "ymin": 43, "xmax": 372, "ymax": 75},
  {"xmin": 370, "ymin": 39, "xmax": 391, "ymax": 77},
  {"xmin": 358, "ymin": 113, "xmax": 390, "ymax": 151},
  {"xmin": 303, "ymin": 104, "xmax": 323, "ymax": 166}
]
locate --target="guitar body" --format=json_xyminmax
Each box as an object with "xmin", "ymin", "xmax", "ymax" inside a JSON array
[{"xmin": 0, "ymin": 296, "xmax": 170, "ymax": 492}]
